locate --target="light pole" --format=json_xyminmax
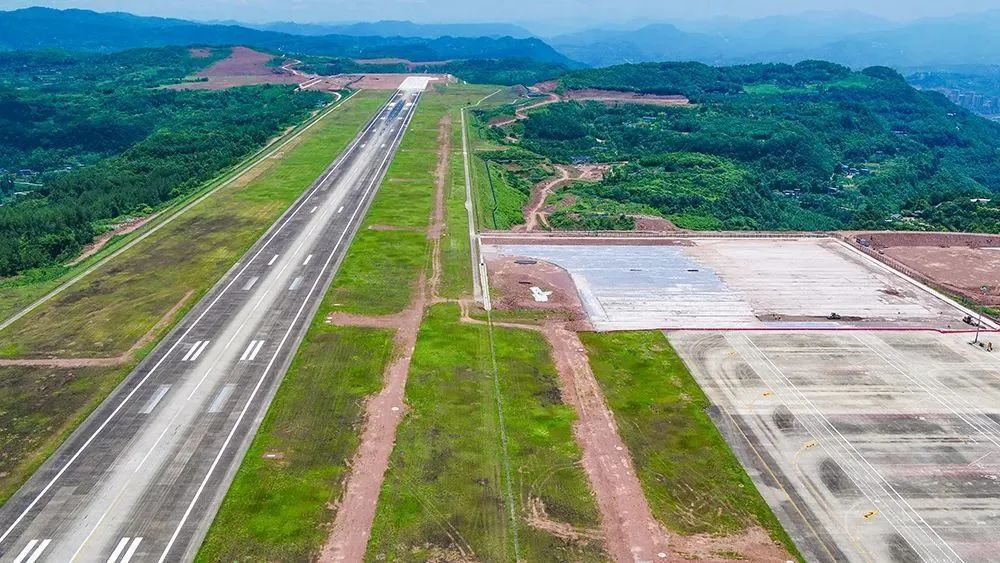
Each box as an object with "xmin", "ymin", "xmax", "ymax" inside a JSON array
[{"xmin": 974, "ymin": 284, "xmax": 989, "ymax": 344}]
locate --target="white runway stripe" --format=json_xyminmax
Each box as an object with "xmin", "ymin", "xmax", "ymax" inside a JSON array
[
  {"xmin": 139, "ymin": 385, "xmax": 170, "ymax": 414},
  {"xmin": 208, "ymin": 384, "xmax": 236, "ymax": 413},
  {"xmin": 289, "ymin": 277, "xmax": 303, "ymax": 291},
  {"xmin": 337, "ymin": 206, "xmax": 344, "ymax": 213},
  {"xmin": 303, "ymin": 254, "xmax": 313, "ymax": 266},
  {"xmin": 310, "ymin": 206, "xmax": 318, "ymax": 214},
  {"xmin": 241, "ymin": 276, "xmax": 258, "ymax": 291},
  {"xmin": 181, "ymin": 340, "xmax": 209, "ymax": 362},
  {"xmin": 120, "ymin": 537, "xmax": 142, "ymax": 563},
  {"xmin": 239, "ymin": 340, "xmax": 264, "ymax": 361},
  {"xmin": 181, "ymin": 341, "xmax": 201, "ymax": 361},
  {"xmin": 13, "ymin": 539, "xmax": 50, "ymax": 563},
  {"xmin": 107, "ymin": 537, "xmax": 130, "ymax": 563},
  {"xmin": 267, "ymin": 254, "xmax": 279, "ymax": 266},
  {"xmin": 248, "ymin": 340, "xmax": 264, "ymax": 361},
  {"xmin": 12, "ymin": 540, "xmax": 37, "ymax": 563}
]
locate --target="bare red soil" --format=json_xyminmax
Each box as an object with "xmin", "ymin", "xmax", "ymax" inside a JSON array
[
  {"xmin": 531, "ymin": 81, "xmax": 690, "ymax": 106},
  {"xmin": 563, "ymin": 88, "xmax": 690, "ymax": 106},
  {"xmin": 485, "ymin": 255, "xmax": 590, "ymax": 328},
  {"xmin": 168, "ymin": 47, "xmax": 301, "ymax": 90},
  {"xmin": 68, "ymin": 214, "xmax": 160, "ymax": 266},
  {"xmin": 849, "ymin": 232, "xmax": 1000, "ymax": 305},
  {"xmin": 516, "ymin": 164, "xmax": 610, "ymax": 232},
  {"xmin": 490, "ymin": 93, "xmax": 560, "ymax": 127}
]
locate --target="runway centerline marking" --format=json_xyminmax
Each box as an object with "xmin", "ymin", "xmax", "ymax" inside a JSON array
[
  {"xmin": 138, "ymin": 385, "xmax": 170, "ymax": 415},
  {"xmin": 208, "ymin": 384, "xmax": 237, "ymax": 414},
  {"xmin": 157, "ymin": 89, "xmax": 421, "ymax": 563}
]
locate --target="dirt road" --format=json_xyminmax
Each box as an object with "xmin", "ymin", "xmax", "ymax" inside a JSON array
[
  {"xmin": 317, "ymin": 115, "xmax": 452, "ymax": 561},
  {"xmin": 490, "ymin": 93, "xmax": 560, "ymax": 127}
]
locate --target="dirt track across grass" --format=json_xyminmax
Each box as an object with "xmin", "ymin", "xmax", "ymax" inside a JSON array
[{"xmin": 317, "ymin": 115, "xmax": 452, "ymax": 561}]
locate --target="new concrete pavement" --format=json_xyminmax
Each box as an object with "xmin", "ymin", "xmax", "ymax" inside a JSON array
[{"xmin": 0, "ymin": 83, "xmax": 425, "ymax": 562}]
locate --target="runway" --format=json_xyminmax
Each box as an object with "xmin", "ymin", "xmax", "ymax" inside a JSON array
[{"xmin": 0, "ymin": 82, "xmax": 424, "ymax": 562}]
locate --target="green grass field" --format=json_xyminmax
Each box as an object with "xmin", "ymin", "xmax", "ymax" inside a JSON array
[
  {"xmin": 580, "ymin": 331, "xmax": 801, "ymax": 557},
  {"xmin": 367, "ymin": 305, "xmax": 607, "ymax": 562},
  {"xmin": 0, "ymin": 364, "xmax": 131, "ymax": 503},
  {"xmin": 328, "ymin": 84, "xmax": 512, "ymax": 315},
  {"xmin": 0, "ymin": 91, "xmax": 387, "ymax": 359},
  {"xmin": 438, "ymin": 114, "xmax": 474, "ymax": 299},
  {"xmin": 467, "ymin": 118, "xmax": 529, "ymax": 231},
  {"xmin": 0, "ymin": 91, "xmax": 387, "ymax": 508},
  {"xmin": 196, "ymin": 324, "xmax": 393, "ymax": 561}
]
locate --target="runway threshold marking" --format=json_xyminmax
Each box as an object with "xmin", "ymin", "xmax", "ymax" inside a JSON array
[
  {"xmin": 267, "ymin": 254, "xmax": 279, "ymax": 266},
  {"xmin": 181, "ymin": 340, "xmax": 210, "ymax": 362},
  {"xmin": 12, "ymin": 539, "xmax": 50, "ymax": 563},
  {"xmin": 240, "ymin": 340, "xmax": 265, "ymax": 362},
  {"xmin": 107, "ymin": 536, "xmax": 142, "ymax": 563},
  {"xmin": 138, "ymin": 385, "xmax": 170, "ymax": 415}
]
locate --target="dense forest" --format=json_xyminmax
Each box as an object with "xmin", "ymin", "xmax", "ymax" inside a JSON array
[
  {"xmin": 481, "ymin": 61, "xmax": 1000, "ymax": 232},
  {"xmin": 0, "ymin": 46, "xmax": 329, "ymax": 276}
]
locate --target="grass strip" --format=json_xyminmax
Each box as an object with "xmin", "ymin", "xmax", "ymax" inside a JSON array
[
  {"xmin": 367, "ymin": 304, "xmax": 607, "ymax": 562},
  {"xmin": 580, "ymin": 330, "xmax": 801, "ymax": 556},
  {"xmin": 0, "ymin": 364, "xmax": 131, "ymax": 503},
  {"xmin": 196, "ymin": 324, "xmax": 393, "ymax": 561},
  {"xmin": 328, "ymin": 85, "xmax": 503, "ymax": 315}
]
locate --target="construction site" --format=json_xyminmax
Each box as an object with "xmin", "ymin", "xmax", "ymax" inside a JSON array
[{"xmin": 479, "ymin": 230, "xmax": 1000, "ymax": 562}]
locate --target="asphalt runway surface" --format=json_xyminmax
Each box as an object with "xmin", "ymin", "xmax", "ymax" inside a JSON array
[{"xmin": 0, "ymin": 85, "xmax": 423, "ymax": 562}]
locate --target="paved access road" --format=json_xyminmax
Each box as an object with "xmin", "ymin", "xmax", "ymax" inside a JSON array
[{"xmin": 0, "ymin": 85, "xmax": 423, "ymax": 563}]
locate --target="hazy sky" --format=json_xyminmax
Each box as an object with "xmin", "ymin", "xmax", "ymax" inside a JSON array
[{"xmin": 2, "ymin": 0, "xmax": 999, "ymax": 27}]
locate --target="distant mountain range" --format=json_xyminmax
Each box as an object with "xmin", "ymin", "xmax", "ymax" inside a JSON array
[
  {"xmin": 548, "ymin": 10, "xmax": 1000, "ymax": 68},
  {"xmin": 230, "ymin": 20, "xmax": 535, "ymax": 39},
  {"xmin": 4, "ymin": 7, "xmax": 1000, "ymax": 71},
  {"xmin": 0, "ymin": 7, "xmax": 572, "ymax": 64}
]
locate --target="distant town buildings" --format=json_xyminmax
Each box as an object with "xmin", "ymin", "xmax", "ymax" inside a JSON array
[{"xmin": 939, "ymin": 89, "xmax": 1000, "ymax": 116}]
